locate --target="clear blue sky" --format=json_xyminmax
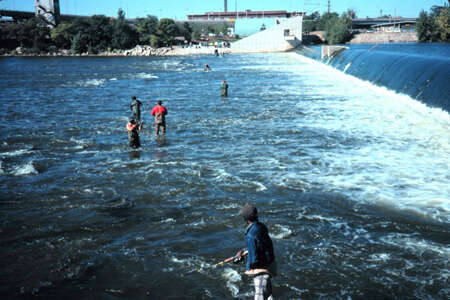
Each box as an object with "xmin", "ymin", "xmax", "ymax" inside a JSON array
[{"xmin": 0, "ymin": 0, "xmax": 448, "ymax": 19}]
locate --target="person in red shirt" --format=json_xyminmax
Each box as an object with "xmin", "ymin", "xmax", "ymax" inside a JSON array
[{"xmin": 151, "ymin": 100, "xmax": 168, "ymax": 137}]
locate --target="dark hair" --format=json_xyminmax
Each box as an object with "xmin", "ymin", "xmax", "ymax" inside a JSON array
[
  {"xmin": 157, "ymin": 100, "xmax": 162, "ymax": 105},
  {"xmin": 132, "ymin": 96, "xmax": 137, "ymax": 100},
  {"xmin": 129, "ymin": 117, "xmax": 136, "ymax": 124},
  {"xmin": 240, "ymin": 203, "xmax": 258, "ymax": 222}
]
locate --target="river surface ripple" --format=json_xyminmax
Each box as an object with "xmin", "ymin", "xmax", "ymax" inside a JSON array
[{"xmin": 0, "ymin": 52, "xmax": 449, "ymax": 299}]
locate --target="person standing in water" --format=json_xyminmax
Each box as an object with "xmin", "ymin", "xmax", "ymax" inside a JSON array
[
  {"xmin": 221, "ymin": 80, "xmax": 229, "ymax": 97},
  {"xmin": 130, "ymin": 96, "xmax": 143, "ymax": 122},
  {"xmin": 151, "ymin": 100, "xmax": 168, "ymax": 137},
  {"xmin": 126, "ymin": 117, "xmax": 143, "ymax": 148},
  {"xmin": 234, "ymin": 203, "xmax": 276, "ymax": 300}
]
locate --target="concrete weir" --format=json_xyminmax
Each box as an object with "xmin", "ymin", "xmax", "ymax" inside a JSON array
[
  {"xmin": 321, "ymin": 45, "xmax": 349, "ymax": 59},
  {"xmin": 231, "ymin": 16, "xmax": 303, "ymax": 53}
]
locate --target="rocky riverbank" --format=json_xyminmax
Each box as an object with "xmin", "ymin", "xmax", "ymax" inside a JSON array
[{"xmin": 2, "ymin": 45, "xmax": 231, "ymax": 57}]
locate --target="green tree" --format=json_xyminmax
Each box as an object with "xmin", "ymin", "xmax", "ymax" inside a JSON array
[
  {"xmin": 319, "ymin": 12, "xmax": 339, "ymax": 31},
  {"xmin": 436, "ymin": 7, "xmax": 450, "ymax": 41},
  {"xmin": 346, "ymin": 9, "xmax": 357, "ymax": 20},
  {"xmin": 219, "ymin": 23, "xmax": 229, "ymax": 35},
  {"xmin": 206, "ymin": 25, "xmax": 215, "ymax": 34},
  {"xmin": 178, "ymin": 21, "xmax": 193, "ymax": 42},
  {"xmin": 325, "ymin": 13, "xmax": 352, "ymax": 44},
  {"xmin": 135, "ymin": 15, "xmax": 158, "ymax": 44},
  {"xmin": 303, "ymin": 11, "xmax": 321, "ymax": 32},
  {"xmin": 156, "ymin": 18, "xmax": 179, "ymax": 46},
  {"xmin": 0, "ymin": 24, "xmax": 19, "ymax": 49},
  {"xmin": 71, "ymin": 32, "xmax": 88, "ymax": 54},
  {"xmin": 51, "ymin": 23, "xmax": 74, "ymax": 49},
  {"xmin": 150, "ymin": 34, "xmax": 161, "ymax": 47},
  {"xmin": 111, "ymin": 9, "xmax": 138, "ymax": 50},
  {"xmin": 416, "ymin": 10, "xmax": 439, "ymax": 42},
  {"xmin": 192, "ymin": 30, "xmax": 201, "ymax": 40},
  {"xmin": 86, "ymin": 15, "xmax": 113, "ymax": 53},
  {"xmin": 10, "ymin": 17, "xmax": 51, "ymax": 52}
]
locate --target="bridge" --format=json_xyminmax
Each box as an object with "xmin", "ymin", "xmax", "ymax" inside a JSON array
[
  {"xmin": 352, "ymin": 18, "xmax": 417, "ymax": 30},
  {"xmin": 0, "ymin": 9, "xmax": 91, "ymax": 24}
]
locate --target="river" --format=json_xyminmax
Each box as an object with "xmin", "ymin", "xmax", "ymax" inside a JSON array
[{"xmin": 0, "ymin": 44, "xmax": 449, "ymax": 299}]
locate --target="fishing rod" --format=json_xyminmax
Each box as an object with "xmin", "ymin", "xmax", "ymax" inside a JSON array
[
  {"xmin": 216, "ymin": 250, "xmax": 248, "ymax": 267},
  {"xmin": 138, "ymin": 100, "xmax": 152, "ymax": 129}
]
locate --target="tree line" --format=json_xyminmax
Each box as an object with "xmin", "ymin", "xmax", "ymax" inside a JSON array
[
  {"xmin": 1, "ymin": 5, "xmax": 449, "ymax": 53},
  {"xmin": 0, "ymin": 9, "xmax": 194, "ymax": 54},
  {"xmin": 416, "ymin": 5, "xmax": 450, "ymax": 42},
  {"xmin": 303, "ymin": 4, "xmax": 449, "ymax": 44},
  {"xmin": 302, "ymin": 10, "xmax": 354, "ymax": 45}
]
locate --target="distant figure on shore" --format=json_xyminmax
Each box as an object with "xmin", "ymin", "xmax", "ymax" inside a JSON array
[
  {"xmin": 130, "ymin": 96, "xmax": 143, "ymax": 122},
  {"xmin": 151, "ymin": 100, "xmax": 168, "ymax": 137},
  {"xmin": 204, "ymin": 64, "xmax": 211, "ymax": 71},
  {"xmin": 221, "ymin": 80, "xmax": 229, "ymax": 97},
  {"xmin": 126, "ymin": 117, "xmax": 143, "ymax": 148}
]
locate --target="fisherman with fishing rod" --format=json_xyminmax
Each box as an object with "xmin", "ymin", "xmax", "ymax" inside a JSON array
[
  {"xmin": 126, "ymin": 116, "xmax": 143, "ymax": 148},
  {"xmin": 126, "ymin": 96, "xmax": 148, "ymax": 148},
  {"xmin": 217, "ymin": 203, "xmax": 277, "ymax": 300},
  {"xmin": 130, "ymin": 96, "xmax": 143, "ymax": 123}
]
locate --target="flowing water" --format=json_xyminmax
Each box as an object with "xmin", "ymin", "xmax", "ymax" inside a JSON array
[{"xmin": 0, "ymin": 44, "xmax": 449, "ymax": 299}]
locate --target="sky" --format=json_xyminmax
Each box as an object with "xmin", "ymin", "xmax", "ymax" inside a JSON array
[{"xmin": 0, "ymin": 0, "xmax": 448, "ymax": 19}]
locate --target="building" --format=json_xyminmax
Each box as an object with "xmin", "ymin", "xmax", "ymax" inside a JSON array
[
  {"xmin": 188, "ymin": 10, "xmax": 303, "ymax": 21},
  {"xmin": 231, "ymin": 16, "xmax": 303, "ymax": 53}
]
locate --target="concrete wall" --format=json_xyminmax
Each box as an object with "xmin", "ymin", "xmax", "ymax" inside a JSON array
[
  {"xmin": 349, "ymin": 32, "xmax": 418, "ymax": 44},
  {"xmin": 321, "ymin": 45, "xmax": 348, "ymax": 59},
  {"xmin": 231, "ymin": 16, "xmax": 303, "ymax": 53}
]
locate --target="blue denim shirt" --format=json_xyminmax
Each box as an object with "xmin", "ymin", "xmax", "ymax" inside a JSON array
[{"xmin": 245, "ymin": 221, "xmax": 275, "ymax": 270}]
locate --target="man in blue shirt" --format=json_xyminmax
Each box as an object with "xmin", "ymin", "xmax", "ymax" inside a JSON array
[{"xmin": 235, "ymin": 203, "xmax": 276, "ymax": 300}]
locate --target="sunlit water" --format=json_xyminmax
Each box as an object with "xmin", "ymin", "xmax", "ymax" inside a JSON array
[{"xmin": 0, "ymin": 51, "xmax": 449, "ymax": 299}]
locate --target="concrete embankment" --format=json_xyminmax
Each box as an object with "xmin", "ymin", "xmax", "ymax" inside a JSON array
[
  {"xmin": 303, "ymin": 31, "xmax": 418, "ymax": 45},
  {"xmin": 349, "ymin": 32, "xmax": 418, "ymax": 44},
  {"xmin": 321, "ymin": 45, "xmax": 348, "ymax": 59}
]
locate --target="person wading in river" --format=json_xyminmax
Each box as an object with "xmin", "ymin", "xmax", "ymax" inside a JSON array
[
  {"xmin": 130, "ymin": 96, "xmax": 143, "ymax": 122},
  {"xmin": 221, "ymin": 80, "xmax": 229, "ymax": 97},
  {"xmin": 234, "ymin": 203, "xmax": 277, "ymax": 300},
  {"xmin": 126, "ymin": 117, "xmax": 143, "ymax": 148},
  {"xmin": 151, "ymin": 100, "xmax": 168, "ymax": 137}
]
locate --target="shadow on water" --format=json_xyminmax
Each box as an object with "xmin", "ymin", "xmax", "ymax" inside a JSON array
[{"xmin": 128, "ymin": 150, "xmax": 141, "ymax": 160}]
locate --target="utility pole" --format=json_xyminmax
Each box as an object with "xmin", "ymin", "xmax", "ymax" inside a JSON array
[
  {"xmin": 224, "ymin": 0, "xmax": 228, "ymax": 12},
  {"xmin": 328, "ymin": 0, "xmax": 330, "ymax": 14}
]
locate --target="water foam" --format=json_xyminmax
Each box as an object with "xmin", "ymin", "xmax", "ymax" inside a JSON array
[
  {"xmin": 222, "ymin": 267, "xmax": 242, "ymax": 297},
  {"xmin": 284, "ymin": 52, "xmax": 450, "ymax": 223},
  {"xmin": 270, "ymin": 224, "xmax": 293, "ymax": 239},
  {"xmin": 12, "ymin": 161, "xmax": 38, "ymax": 176},
  {"xmin": 136, "ymin": 73, "xmax": 159, "ymax": 79},
  {"xmin": 75, "ymin": 78, "xmax": 106, "ymax": 87},
  {"xmin": 0, "ymin": 148, "xmax": 33, "ymax": 157}
]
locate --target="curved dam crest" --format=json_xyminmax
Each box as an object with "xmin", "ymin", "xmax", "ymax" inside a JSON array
[{"xmin": 297, "ymin": 43, "xmax": 450, "ymax": 112}]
